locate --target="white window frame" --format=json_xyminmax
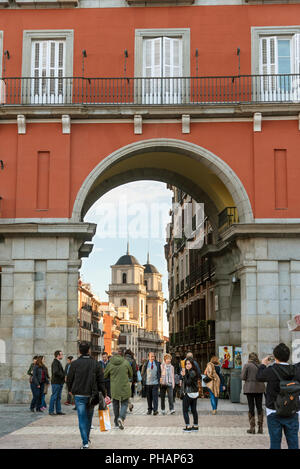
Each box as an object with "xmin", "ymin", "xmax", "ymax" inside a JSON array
[
  {"xmin": 135, "ymin": 28, "xmax": 190, "ymax": 104},
  {"xmin": 22, "ymin": 30, "xmax": 74, "ymax": 105},
  {"xmin": 252, "ymin": 26, "xmax": 300, "ymax": 102}
]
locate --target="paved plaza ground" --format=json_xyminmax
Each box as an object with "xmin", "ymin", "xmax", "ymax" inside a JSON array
[{"xmin": 1, "ymin": 396, "xmax": 299, "ymax": 450}]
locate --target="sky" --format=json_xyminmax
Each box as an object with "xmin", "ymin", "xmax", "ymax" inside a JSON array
[{"xmin": 80, "ymin": 180, "xmax": 173, "ymax": 336}]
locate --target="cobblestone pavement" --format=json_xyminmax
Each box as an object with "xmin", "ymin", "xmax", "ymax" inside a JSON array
[{"xmin": 0, "ymin": 397, "xmax": 299, "ymax": 449}]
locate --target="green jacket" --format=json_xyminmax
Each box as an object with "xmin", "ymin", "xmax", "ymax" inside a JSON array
[{"xmin": 104, "ymin": 355, "xmax": 133, "ymax": 401}]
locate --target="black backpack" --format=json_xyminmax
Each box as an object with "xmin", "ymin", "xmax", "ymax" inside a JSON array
[{"xmin": 272, "ymin": 366, "xmax": 300, "ymax": 418}]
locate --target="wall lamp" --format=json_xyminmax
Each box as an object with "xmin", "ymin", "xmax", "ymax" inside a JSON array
[
  {"xmin": 237, "ymin": 47, "xmax": 241, "ymax": 76},
  {"xmin": 195, "ymin": 49, "xmax": 199, "ymax": 77},
  {"xmin": 82, "ymin": 50, "xmax": 87, "ymax": 76},
  {"xmin": 3, "ymin": 50, "xmax": 10, "ymax": 76},
  {"xmin": 124, "ymin": 49, "xmax": 128, "ymax": 76},
  {"xmin": 0, "ymin": 160, "xmax": 3, "ymax": 170},
  {"xmin": 232, "ymin": 275, "xmax": 239, "ymax": 284}
]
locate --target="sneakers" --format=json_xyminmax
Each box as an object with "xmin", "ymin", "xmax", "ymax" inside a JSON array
[
  {"xmin": 117, "ymin": 417, "xmax": 124, "ymax": 430},
  {"xmin": 153, "ymin": 411, "xmax": 159, "ymax": 416},
  {"xmin": 90, "ymin": 425, "xmax": 94, "ymax": 430},
  {"xmin": 161, "ymin": 410, "xmax": 166, "ymax": 415},
  {"xmin": 170, "ymin": 410, "xmax": 175, "ymax": 415},
  {"xmin": 191, "ymin": 426, "xmax": 199, "ymax": 431},
  {"xmin": 56, "ymin": 412, "xmax": 65, "ymax": 415},
  {"xmin": 80, "ymin": 444, "xmax": 89, "ymax": 449},
  {"xmin": 129, "ymin": 404, "xmax": 134, "ymax": 412},
  {"xmin": 147, "ymin": 410, "xmax": 152, "ymax": 415},
  {"xmin": 183, "ymin": 426, "xmax": 192, "ymax": 433}
]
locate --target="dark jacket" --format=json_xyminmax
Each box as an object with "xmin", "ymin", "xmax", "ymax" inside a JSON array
[
  {"xmin": 51, "ymin": 358, "xmax": 65, "ymax": 385},
  {"xmin": 32, "ymin": 365, "xmax": 50, "ymax": 387},
  {"xmin": 183, "ymin": 369, "xmax": 198, "ymax": 394},
  {"xmin": 256, "ymin": 362, "xmax": 300, "ymax": 410},
  {"xmin": 100, "ymin": 360, "xmax": 110, "ymax": 383},
  {"xmin": 67, "ymin": 355, "xmax": 106, "ymax": 397},
  {"xmin": 125, "ymin": 354, "xmax": 137, "ymax": 383},
  {"xmin": 141, "ymin": 360, "xmax": 161, "ymax": 385},
  {"xmin": 242, "ymin": 361, "xmax": 265, "ymax": 394}
]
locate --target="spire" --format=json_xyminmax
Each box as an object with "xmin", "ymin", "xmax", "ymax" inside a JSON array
[
  {"xmin": 147, "ymin": 251, "xmax": 150, "ymax": 264},
  {"xmin": 127, "ymin": 240, "xmax": 129, "ymax": 255}
]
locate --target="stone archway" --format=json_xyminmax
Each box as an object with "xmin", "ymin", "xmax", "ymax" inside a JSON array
[{"xmin": 71, "ymin": 138, "xmax": 253, "ymax": 224}]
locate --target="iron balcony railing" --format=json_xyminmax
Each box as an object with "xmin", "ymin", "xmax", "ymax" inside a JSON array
[{"xmin": 1, "ymin": 74, "xmax": 300, "ymax": 106}]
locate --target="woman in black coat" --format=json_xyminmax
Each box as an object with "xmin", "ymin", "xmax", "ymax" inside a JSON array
[
  {"xmin": 32, "ymin": 356, "xmax": 49, "ymax": 412},
  {"xmin": 181, "ymin": 358, "xmax": 199, "ymax": 432}
]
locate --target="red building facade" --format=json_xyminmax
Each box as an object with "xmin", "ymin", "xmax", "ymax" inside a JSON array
[{"xmin": 0, "ymin": 0, "xmax": 300, "ymax": 402}]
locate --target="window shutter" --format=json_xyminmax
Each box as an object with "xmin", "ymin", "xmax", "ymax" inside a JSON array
[
  {"xmin": 31, "ymin": 40, "xmax": 65, "ymax": 103},
  {"xmin": 292, "ymin": 33, "xmax": 300, "ymax": 101},
  {"xmin": 163, "ymin": 37, "xmax": 182, "ymax": 104},
  {"xmin": 143, "ymin": 38, "xmax": 162, "ymax": 104},
  {"xmin": 260, "ymin": 36, "xmax": 278, "ymax": 100}
]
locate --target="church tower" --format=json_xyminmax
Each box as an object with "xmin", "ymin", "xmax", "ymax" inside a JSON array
[{"xmin": 143, "ymin": 252, "xmax": 164, "ymax": 335}]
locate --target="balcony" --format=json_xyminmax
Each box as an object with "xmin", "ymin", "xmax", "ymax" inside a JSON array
[
  {"xmin": 1, "ymin": 75, "xmax": 300, "ymax": 117},
  {"xmin": 218, "ymin": 207, "xmax": 239, "ymax": 234}
]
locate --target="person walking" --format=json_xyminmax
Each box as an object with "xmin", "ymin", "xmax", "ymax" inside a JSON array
[
  {"xmin": 141, "ymin": 352, "xmax": 161, "ymax": 415},
  {"xmin": 172, "ymin": 356, "xmax": 182, "ymax": 404},
  {"xmin": 181, "ymin": 358, "xmax": 199, "ymax": 432},
  {"xmin": 67, "ymin": 341, "xmax": 106, "ymax": 449},
  {"xmin": 64, "ymin": 356, "xmax": 74, "ymax": 406},
  {"xmin": 99, "ymin": 352, "xmax": 111, "ymax": 398},
  {"xmin": 257, "ymin": 343, "xmax": 300, "ymax": 449},
  {"xmin": 204, "ymin": 356, "xmax": 221, "ymax": 415},
  {"xmin": 27, "ymin": 356, "xmax": 38, "ymax": 412},
  {"xmin": 124, "ymin": 349, "xmax": 137, "ymax": 412},
  {"xmin": 49, "ymin": 350, "xmax": 65, "ymax": 416},
  {"xmin": 104, "ymin": 349, "xmax": 133, "ymax": 430},
  {"xmin": 241, "ymin": 352, "xmax": 265, "ymax": 434},
  {"xmin": 160, "ymin": 353, "xmax": 175, "ymax": 415},
  {"xmin": 32, "ymin": 356, "xmax": 50, "ymax": 412}
]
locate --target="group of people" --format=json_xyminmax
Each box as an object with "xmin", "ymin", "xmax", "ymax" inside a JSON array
[{"xmin": 27, "ymin": 341, "xmax": 300, "ymax": 450}]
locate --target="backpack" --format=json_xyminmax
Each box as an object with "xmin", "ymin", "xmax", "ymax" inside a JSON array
[{"xmin": 272, "ymin": 366, "xmax": 300, "ymax": 418}]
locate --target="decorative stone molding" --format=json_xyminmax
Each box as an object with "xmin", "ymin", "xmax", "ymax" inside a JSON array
[
  {"xmin": 62, "ymin": 115, "xmax": 71, "ymax": 134},
  {"xmin": 17, "ymin": 115, "xmax": 26, "ymax": 134},
  {"xmin": 15, "ymin": 0, "xmax": 78, "ymax": 5},
  {"xmin": 127, "ymin": 0, "xmax": 194, "ymax": 4},
  {"xmin": 253, "ymin": 112, "xmax": 262, "ymax": 132},
  {"xmin": 134, "ymin": 114, "xmax": 142, "ymax": 134},
  {"xmin": 182, "ymin": 114, "xmax": 190, "ymax": 134}
]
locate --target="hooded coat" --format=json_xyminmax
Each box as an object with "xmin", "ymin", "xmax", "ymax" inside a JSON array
[
  {"xmin": 104, "ymin": 355, "xmax": 133, "ymax": 401},
  {"xmin": 257, "ymin": 363, "xmax": 300, "ymax": 410}
]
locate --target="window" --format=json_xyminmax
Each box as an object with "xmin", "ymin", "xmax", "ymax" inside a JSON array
[
  {"xmin": 252, "ymin": 27, "xmax": 300, "ymax": 101},
  {"xmin": 135, "ymin": 29, "xmax": 190, "ymax": 104},
  {"xmin": 121, "ymin": 299, "xmax": 127, "ymax": 306},
  {"xmin": 122, "ymin": 273, "xmax": 127, "ymax": 284},
  {"xmin": 22, "ymin": 30, "xmax": 73, "ymax": 104}
]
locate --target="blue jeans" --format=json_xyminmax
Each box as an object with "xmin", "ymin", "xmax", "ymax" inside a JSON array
[
  {"xmin": 113, "ymin": 398, "xmax": 129, "ymax": 425},
  {"xmin": 49, "ymin": 384, "xmax": 63, "ymax": 414},
  {"xmin": 31, "ymin": 382, "xmax": 44, "ymax": 410},
  {"xmin": 208, "ymin": 389, "xmax": 218, "ymax": 411},
  {"xmin": 74, "ymin": 396, "xmax": 94, "ymax": 446},
  {"xmin": 267, "ymin": 413, "xmax": 299, "ymax": 449}
]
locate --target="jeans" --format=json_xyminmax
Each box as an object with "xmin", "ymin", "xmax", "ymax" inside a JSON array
[
  {"xmin": 146, "ymin": 384, "xmax": 159, "ymax": 413},
  {"xmin": 182, "ymin": 394, "xmax": 198, "ymax": 426},
  {"xmin": 267, "ymin": 413, "xmax": 299, "ymax": 449},
  {"xmin": 160, "ymin": 385, "xmax": 174, "ymax": 411},
  {"xmin": 246, "ymin": 393, "xmax": 263, "ymax": 416},
  {"xmin": 74, "ymin": 396, "xmax": 94, "ymax": 446},
  {"xmin": 41, "ymin": 392, "xmax": 47, "ymax": 408},
  {"xmin": 31, "ymin": 382, "xmax": 45, "ymax": 410},
  {"xmin": 112, "ymin": 399, "xmax": 129, "ymax": 425},
  {"xmin": 49, "ymin": 384, "xmax": 63, "ymax": 414},
  {"xmin": 208, "ymin": 389, "xmax": 218, "ymax": 411}
]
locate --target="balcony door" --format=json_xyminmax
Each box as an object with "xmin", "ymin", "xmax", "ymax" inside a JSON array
[
  {"xmin": 142, "ymin": 36, "xmax": 183, "ymax": 104},
  {"xmin": 31, "ymin": 40, "xmax": 65, "ymax": 104},
  {"xmin": 259, "ymin": 34, "xmax": 300, "ymax": 102}
]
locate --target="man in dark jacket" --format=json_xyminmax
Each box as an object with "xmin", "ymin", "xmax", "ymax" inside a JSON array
[
  {"xmin": 49, "ymin": 350, "xmax": 65, "ymax": 416},
  {"xmin": 257, "ymin": 342, "xmax": 300, "ymax": 449},
  {"xmin": 141, "ymin": 352, "xmax": 161, "ymax": 415},
  {"xmin": 67, "ymin": 341, "xmax": 106, "ymax": 449}
]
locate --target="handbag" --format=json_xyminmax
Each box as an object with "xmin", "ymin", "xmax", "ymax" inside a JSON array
[
  {"xmin": 43, "ymin": 383, "xmax": 49, "ymax": 395},
  {"xmin": 203, "ymin": 375, "xmax": 212, "ymax": 384},
  {"xmin": 98, "ymin": 391, "xmax": 107, "ymax": 411}
]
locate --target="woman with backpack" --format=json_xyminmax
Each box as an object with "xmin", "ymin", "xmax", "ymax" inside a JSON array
[
  {"xmin": 242, "ymin": 352, "xmax": 265, "ymax": 434},
  {"xmin": 181, "ymin": 358, "xmax": 199, "ymax": 432},
  {"xmin": 204, "ymin": 356, "xmax": 224, "ymax": 415}
]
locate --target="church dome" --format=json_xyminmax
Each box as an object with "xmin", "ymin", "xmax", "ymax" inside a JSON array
[
  {"xmin": 115, "ymin": 254, "xmax": 141, "ymax": 266},
  {"xmin": 143, "ymin": 263, "xmax": 159, "ymax": 274}
]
